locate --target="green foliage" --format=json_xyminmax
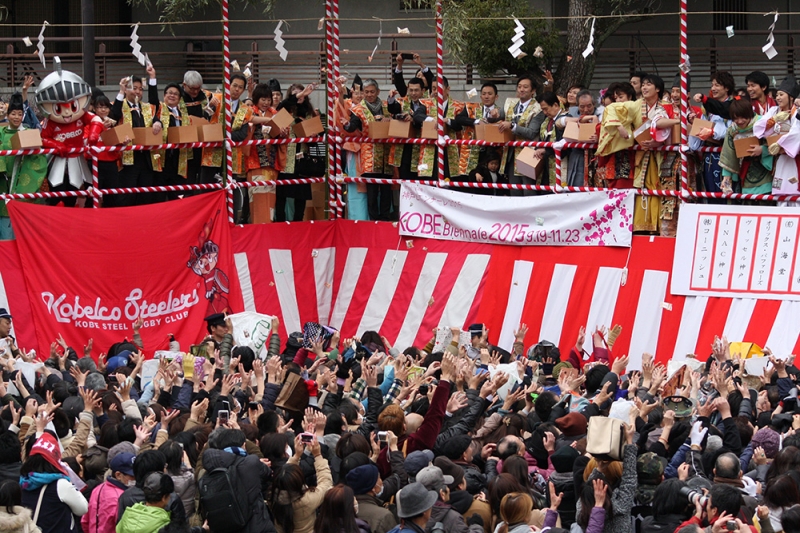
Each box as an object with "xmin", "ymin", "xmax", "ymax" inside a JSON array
[
  {"xmin": 128, "ymin": 0, "xmax": 274, "ymax": 23},
  {"xmin": 415, "ymin": 0, "xmax": 560, "ymax": 78}
]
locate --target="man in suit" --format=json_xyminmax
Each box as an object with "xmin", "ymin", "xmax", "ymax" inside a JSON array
[
  {"xmin": 498, "ymin": 75, "xmax": 545, "ymax": 196},
  {"xmin": 389, "ymin": 77, "xmax": 428, "ymax": 180},
  {"xmin": 454, "ymin": 82, "xmax": 506, "ymax": 175},
  {"xmin": 110, "ymin": 69, "xmax": 158, "ymax": 206}
]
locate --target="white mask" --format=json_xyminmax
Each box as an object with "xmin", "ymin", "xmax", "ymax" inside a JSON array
[{"xmin": 126, "ymin": 480, "xmax": 136, "ymax": 487}]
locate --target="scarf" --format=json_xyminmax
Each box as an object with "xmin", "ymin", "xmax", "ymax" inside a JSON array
[
  {"xmin": 365, "ymin": 98, "xmax": 383, "ymax": 118},
  {"xmin": 223, "ymin": 446, "xmax": 247, "ymax": 457},
  {"xmin": 20, "ymin": 472, "xmax": 69, "ymax": 491}
]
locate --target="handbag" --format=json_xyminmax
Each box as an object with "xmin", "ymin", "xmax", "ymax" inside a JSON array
[{"xmin": 585, "ymin": 416, "xmax": 625, "ymax": 461}]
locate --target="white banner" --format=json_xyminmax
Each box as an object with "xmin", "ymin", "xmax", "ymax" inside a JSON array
[
  {"xmin": 398, "ymin": 184, "xmax": 634, "ymax": 247},
  {"xmin": 672, "ymin": 203, "xmax": 800, "ymax": 300}
]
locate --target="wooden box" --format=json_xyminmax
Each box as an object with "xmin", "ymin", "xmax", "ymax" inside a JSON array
[
  {"xmin": 516, "ymin": 147, "xmax": 544, "ymax": 180},
  {"xmin": 420, "ymin": 120, "xmax": 438, "ymax": 140},
  {"xmin": 266, "ymin": 108, "xmax": 295, "ymax": 138},
  {"xmin": 100, "ymin": 123, "xmax": 134, "ymax": 146},
  {"xmin": 689, "ymin": 118, "xmax": 714, "ymax": 138},
  {"xmin": 167, "ymin": 126, "xmax": 199, "ymax": 144},
  {"xmin": 767, "ymin": 133, "xmax": 785, "ymax": 147},
  {"xmin": 389, "ymin": 119, "xmax": 414, "ymax": 138},
  {"xmin": 733, "ymin": 136, "xmax": 761, "ymax": 158},
  {"xmin": 292, "ymin": 115, "xmax": 325, "ymax": 137},
  {"xmin": 11, "ymin": 129, "xmax": 42, "ymax": 150},
  {"xmin": 671, "ymin": 123, "xmax": 682, "ymax": 145},
  {"xmin": 634, "ymin": 120, "xmax": 652, "ymax": 145},
  {"xmin": 475, "ymin": 123, "xmax": 513, "ymax": 143},
  {"xmin": 133, "ymin": 127, "xmax": 162, "ymax": 147},
  {"xmin": 563, "ymin": 122, "xmax": 597, "ymax": 142},
  {"xmin": 367, "ymin": 120, "xmax": 391, "ymax": 139},
  {"xmin": 190, "ymin": 117, "xmax": 224, "ymax": 143}
]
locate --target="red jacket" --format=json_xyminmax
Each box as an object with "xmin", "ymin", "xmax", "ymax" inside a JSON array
[
  {"xmin": 376, "ymin": 378, "xmax": 450, "ymax": 479},
  {"xmin": 567, "ymin": 345, "xmax": 610, "ymax": 370}
]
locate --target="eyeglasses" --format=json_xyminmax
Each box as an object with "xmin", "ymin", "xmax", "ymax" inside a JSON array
[
  {"xmin": 184, "ymin": 84, "xmax": 202, "ymax": 91},
  {"xmin": 165, "ymin": 91, "xmax": 181, "ymax": 97}
]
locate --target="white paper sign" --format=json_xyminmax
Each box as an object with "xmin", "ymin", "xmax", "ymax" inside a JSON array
[
  {"xmin": 399, "ymin": 183, "xmax": 634, "ymax": 247},
  {"xmin": 227, "ymin": 311, "xmax": 274, "ymax": 359},
  {"xmin": 673, "ymin": 204, "xmax": 800, "ymax": 300},
  {"xmin": 432, "ymin": 327, "xmax": 472, "ymax": 353}
]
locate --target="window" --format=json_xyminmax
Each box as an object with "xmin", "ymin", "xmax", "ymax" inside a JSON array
[{"xmin": 713, "ymin": 0, "xmax": 747, "ymax": 31}]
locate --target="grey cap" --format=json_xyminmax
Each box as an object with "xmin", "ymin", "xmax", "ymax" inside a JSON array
[
  {"xmin": 416, "ymin": 465, "xmax": 454, "ymax": 492},
  {"xmin": 396, "ymin": 482, "xmax": 439, "ymax": 518}
]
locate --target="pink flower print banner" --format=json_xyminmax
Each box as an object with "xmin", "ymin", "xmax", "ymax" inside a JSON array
[{"xmin": 399, "ymin": 184, "xmax": 634, "ymax": 247}]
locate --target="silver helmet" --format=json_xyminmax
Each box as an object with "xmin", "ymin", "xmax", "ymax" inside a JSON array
[{"xmin": 35, "ymin": 56, "xmax": 91, "ymax": 115}]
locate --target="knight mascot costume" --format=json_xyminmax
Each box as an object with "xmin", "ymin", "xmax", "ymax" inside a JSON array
[{"xmin": 35, "ymin": 56, "xmax": 103, "ymax": 206}]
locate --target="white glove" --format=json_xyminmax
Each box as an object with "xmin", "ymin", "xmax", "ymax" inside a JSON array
[
  {"xmin": 424, "ymin": 117, "xmax": 435, "ymax": 123},
  {"xmin": 690, "ymin": 420, "xmax": 708, "ymax": 446}
]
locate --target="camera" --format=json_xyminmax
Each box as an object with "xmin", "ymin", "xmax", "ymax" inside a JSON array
[
  {"xmin": 378, "ymin": 431, "xmax": 388, "ymax": 442},
  {"xmin": 678, "ymin": 486, "xmax": 708, "ymax": 507},
  {"xmin": 726, "ymin": 521, "xmax": 737, "ymax": 532},
  {"xmin": 300, "ymin": 432, "xmax": 314, "ymax": 443}
]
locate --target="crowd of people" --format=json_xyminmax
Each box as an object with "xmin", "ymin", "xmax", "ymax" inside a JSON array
[
  {"xmin": 0, "ymin": 58, "xmax": 796, "ymax": 233},
  {"xmin": 0, "ymin": 308, "xmax": 800, "ymax": 533}
]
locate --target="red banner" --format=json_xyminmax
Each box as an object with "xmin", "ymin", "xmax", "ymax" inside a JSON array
[
  {"xmin": 0, "ymin": 240, "xmax": 38, "ymax": 352},
  {"xmin": 9, "ymin": 192, "xmax": 242, "ymax": 354}
]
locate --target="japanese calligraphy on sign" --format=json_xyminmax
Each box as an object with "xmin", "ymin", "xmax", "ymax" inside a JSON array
[{"xmin": 673, "ymin": 204, "xmax": 800, "ymax": 300}]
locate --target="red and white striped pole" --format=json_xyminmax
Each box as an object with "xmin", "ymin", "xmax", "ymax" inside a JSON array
[
  {"xmin": 222, "ymin": 0, "xmax": 235, "ymax": 224},
  {"xmin": 91, "ymin": 154, "xmax": 100, "ymax": 208},
  {"xmin": 331, "ymin": 0, "xmax": 343, "ymax": 218},
  {"xmin": 679, "ymin": 0, "xmax": 689, "ymax": 198},
  {"xmin": 435, "ymin": 0, "xmax": 445, "ymax": 187},
  {"xmin": 325, "ymin": 0, "xmax": 338, "ymax": 219}
]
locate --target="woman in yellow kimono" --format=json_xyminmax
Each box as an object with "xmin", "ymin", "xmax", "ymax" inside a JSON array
[
  {"xmin": 596, "ymin": 82, "xmax": 639, "ymax": 188},
  {"xmin": 633, "ymin": 75, "xmax": 679, "ymax": 234}
]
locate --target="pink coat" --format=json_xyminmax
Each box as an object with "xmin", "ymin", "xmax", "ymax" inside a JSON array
[{"xmin": 81, "ymin": 479, "xmax": 126, "ymax": 533}]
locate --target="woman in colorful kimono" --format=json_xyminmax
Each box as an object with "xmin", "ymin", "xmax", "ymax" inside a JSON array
[
  {"xmin": 719, "ymin": 97, "xmax": 773, "ymax": 196},
  {"xmin": 336, "ymin": 75, "xmax": 368, "ymax": 220},
  {"xmin": 755, "ymin": 75, "xmax": 800, "ymax": 205},
  {"xmin": 632, "ymin": 74, "xmax": 678, "ymax": 234},
  {"xmin": 596, "ymin": 82, "xmax": 638, "ymax": 189}
]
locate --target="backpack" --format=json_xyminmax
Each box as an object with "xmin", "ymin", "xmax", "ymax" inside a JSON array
[{"xmin": 198, "ymin": 465, "xmax": 249, "ymax": 533}]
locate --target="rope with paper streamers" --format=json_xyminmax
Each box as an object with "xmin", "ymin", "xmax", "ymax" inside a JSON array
[
  {"xmin": 368, "ymin": 17, "xmax": 383, "ymax": 62},
  {"xmin": 508, "ymin": 18, "xmax": 525, "ymax": 59},
  {"xmin": 763, "ymin": 11, "xmax": 779, "ymax": 59},
  {"xmin": 130, "ymin": 23, "xmax": 148, "ymax": 67},
  {"xmin": 274, "ymin": 20, "xmax": 288, "ymax": 61},
  {"xmin": 36, "ymin": 21, "xmax": 48, "ymax": 68},
  {"xmin": 582, "ymin": 18, "xmax": 596, "ymax": 58}
]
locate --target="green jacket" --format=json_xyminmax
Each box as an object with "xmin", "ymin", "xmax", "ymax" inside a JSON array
[{"xmin": 116, "ymin": 503, "xmax": 170, "ymax": 533}]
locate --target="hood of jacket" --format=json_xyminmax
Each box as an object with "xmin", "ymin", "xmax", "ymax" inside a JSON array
[
  {"xmin": 448, "ymin": 490, "xmax": 473, "ymax": 515},
  {"xmin": 117, "ymin": 503, "xmax": 170, "ymax": 533},
  {"xmin": 0, "ymin": 507, "xmax": 34, "ymax": 533},
  {"xmin": 202, "ymin": 448, "xmax": 238, "ymax": 471}
]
